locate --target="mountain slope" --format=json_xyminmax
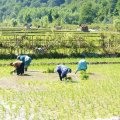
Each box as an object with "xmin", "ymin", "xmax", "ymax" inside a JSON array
[{"xmin": 0, "ymin": 0, "xmax": 120, "ymax": 26}]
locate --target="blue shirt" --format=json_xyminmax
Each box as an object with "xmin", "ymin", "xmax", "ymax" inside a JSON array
[
  {"xmin": 18, "ymin": 55, "xmax": 31, "ymax": 66},
  {"xmin": 18, "ymin": 55, "xmax": 25, "ymax": 63},
  {"xmin": 77, "ymin": 59, "xmax": 87, "ymax": 71},
  {"xmin": 55, "ymin": 65, "xmax": 69, "ymax": 74}
]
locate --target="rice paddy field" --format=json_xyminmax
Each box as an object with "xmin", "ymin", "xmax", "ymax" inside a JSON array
[
  {"xmin": 0, "ymin": 28, "xmax": 120, "ymax": 57},
  {"xmin": 0, "ymin": 58, "xmax": 120, "ymax": 120}
]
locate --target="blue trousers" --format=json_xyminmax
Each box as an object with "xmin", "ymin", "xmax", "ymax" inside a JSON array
[{"xmin": 57, "ymin": 69, "xmax": 67, "ymax": 81}]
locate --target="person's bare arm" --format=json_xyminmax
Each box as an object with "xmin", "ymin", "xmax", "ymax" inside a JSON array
[{"xmin": 75, "ymin": 70, "xmax": 78, "ymax": 74}]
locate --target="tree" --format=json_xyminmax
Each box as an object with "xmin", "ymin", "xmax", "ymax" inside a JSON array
[
  {"xmin": 41, "ymin": 16, "xmax": 49, "ymax": 27},
  {"xmin": 116, "ymin": 0, "xmax": 120, "ymax": 15},
  {"xmin": 65, "ymin": 0, "xmax": 72, "ymax": 4},
  {"xmin": 79, "ymin": 2, "xmax": 96, "ymax": 24},
  {"xmin": 12, "ymin": 19, "xmax": 18, "ymax": 27},
  {"xmin": 25, "ymin": 14, "xmax": 32, "ymax": 24},
  {"xmin": 48, "ymin": 10, "xmax": 53, "ymax": 23},
  {"xmin": 40, "ymin": 0, "xmax": 48, "ymax": 3},
  {"xmin": 48, "ymin": 0, "xmax": 65, "ymax": 7},
  {"xmin": 30, "ymin": 1, "xmax": 41, "ymax": 7},
  {"xmin": 0, "ymin": 0, "xmax": 120, "ymax": 26},
  {"xmin": 64, "ymin": 13, "xmax": 79, "ymax": 24}
]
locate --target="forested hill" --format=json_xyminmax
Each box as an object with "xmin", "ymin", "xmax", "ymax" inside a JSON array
[{"xmin": 0, "ymin": 0, "xmax": 120, "ymax": 26}]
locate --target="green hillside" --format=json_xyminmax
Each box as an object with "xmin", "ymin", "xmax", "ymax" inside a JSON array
[{"xmin": 0, "ymin": 0, "xmax": 120, "ymax": 26}]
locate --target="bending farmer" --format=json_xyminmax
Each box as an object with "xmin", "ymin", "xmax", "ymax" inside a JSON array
[
  {"xmin": 55, "ymin": 64, "xmax": 72, "ymax": 81},
  {"xmin": 17, "ymin": 55, "xmax": 32, "ymax": 71},
  {"xmin": 75, "ymin": 55, "xmax": 88, "ymax": 74},
  {"xmin": 10, "ymin": 60, "xmax": 24, "ymax": 75}
]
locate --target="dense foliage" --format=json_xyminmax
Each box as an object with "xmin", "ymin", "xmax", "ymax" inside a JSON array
[{"xmin": 0, "ymin": 0, "xmax": 120, "ymax": 26}]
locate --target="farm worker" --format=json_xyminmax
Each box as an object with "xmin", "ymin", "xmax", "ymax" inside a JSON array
[
  {"xmin": 54, "ymin": 64, "xmax": 72, "ymax": 81},
  {"xmin": 75, "ymin": 55, "xmax": 88, "ymax": 74},
  {"xmin": 10, "ymin": 60, "xmax": 24, "ymax": 75},
  {"xmin": 17, "ymin": 55, "xmax": 32, "ymax": 71}
]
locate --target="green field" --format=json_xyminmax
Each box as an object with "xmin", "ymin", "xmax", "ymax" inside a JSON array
[
  {"xmin": 0, "ymin": 0, "xmax": 120, "ymax": 119},
  {"xmin": 0, "ymin": 58, "xmax": 120, "ymax": 120},
  {"xmin": 0, "ymin": 57, "xmax": 120, "ymax": 64},
  {"xmin": 0, "ymin": 28, "xmax": 120, "ymax": 57}
]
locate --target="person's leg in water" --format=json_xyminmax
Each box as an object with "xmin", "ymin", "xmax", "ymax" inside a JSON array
[
  {"xmin": 80, "ymin": 70, "xmax": 88, "ymax": 80},
  {"xmin": 21, "ymin": 63, "xmax": 24, "ymax": 75},
  {"xmin": 24, "ymin": 62, "xmax": 28, "ymax": 71},
  {"xmin": 16, "ymin": 67, "xmax": 21, "ymax": 75},
  {"xmin": 61, "ymin": 71, "xmax": 67, "ymax": 80},
  {"xmin": 24, "ymin": 66, "xmax": 28, "ymax": 71},
  {"xmin": 80, "ymin": 70, "xmax": 86, "ymax": 75},
  {"xmin": 19, "ymin": 63, "xmax": 24, "ymax": 75},
  {"xmin": 25, "ymin": 58, "xmax": 31, "ymax": 71},
  {"xmin": 57, "ymin": 70, "xmax": 62, "ymax": 81}
]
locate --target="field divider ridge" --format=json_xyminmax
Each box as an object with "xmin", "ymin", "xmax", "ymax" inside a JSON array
[{"xmin": 0, "ymin": 62, "xmax": 120, "ymax": 66}]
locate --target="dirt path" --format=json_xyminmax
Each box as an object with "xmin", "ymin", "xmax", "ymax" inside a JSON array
[
  {"xmin": 0, "ymin": 70, "xmax": 107, "ymax": 90},
  {"xmin": 0, "ymin": 70, "xmax": 60, "ymax": 90}
]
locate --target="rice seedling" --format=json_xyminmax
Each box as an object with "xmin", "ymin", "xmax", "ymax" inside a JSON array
[{"xmin": 0, "ymin": 59, "xmax": 120, "ymax": 119}]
